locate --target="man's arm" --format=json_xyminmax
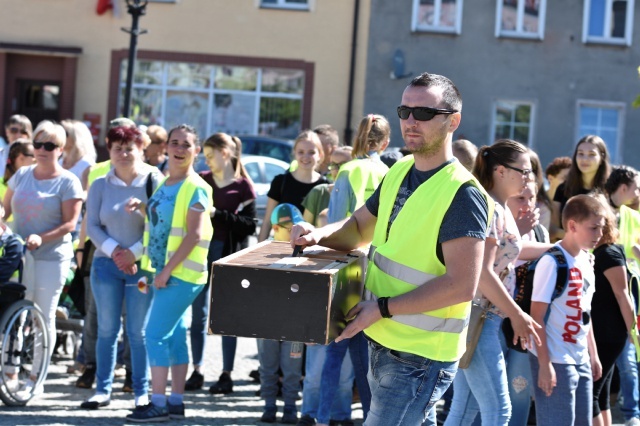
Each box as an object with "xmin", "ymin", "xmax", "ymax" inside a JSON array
[
  {"xmin": 334, "ymin": 235, "xmax": 484, "ymax": 342},
  {"xmin": 291, "ymin": 203, "xmax": 377, "ymax": 252}
]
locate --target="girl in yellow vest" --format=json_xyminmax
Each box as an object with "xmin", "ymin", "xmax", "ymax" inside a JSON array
[{"xmin": 125, "ymin": 124, "xmax": 213, "ymax": 423}]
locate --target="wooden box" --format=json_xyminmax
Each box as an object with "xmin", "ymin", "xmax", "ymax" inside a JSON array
[{"xmin": 209, "ymin": 240, "xmax": 366, "ymax": 344}]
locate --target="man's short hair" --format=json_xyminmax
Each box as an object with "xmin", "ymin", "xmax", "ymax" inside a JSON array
[
  {"xmin": 313, "ymin": 124, "xmax": 340, "ymax": 147},
  {"xmin": 605, "ymin": 165, "xmax": 639, "ymax": 195},
  {"xmin": 452, "ymin": 139, "xmax": 478, "ymax": 172},
  {"xmin": 108, "ymin": 117, "xmax": 136, "ymax": 130},
  {"xmin": 562, "ymin": 194, "xmax": 607, "ymax": 229},
  {"xmin": 408, "ymin": 72, "xmax": 462, "ymax": 112}
]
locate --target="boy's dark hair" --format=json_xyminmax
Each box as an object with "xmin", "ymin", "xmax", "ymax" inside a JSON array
[
  {"xmin": 562, "ymin": 194, "xmax": 607, "ymax": 229},
  {"xmin": 604, "ymin": 165, "xmax": 639, "ymax": 195}
]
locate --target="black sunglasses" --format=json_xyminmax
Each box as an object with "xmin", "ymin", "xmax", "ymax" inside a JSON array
[
  {"xmin": 33, "ymin": 141, "xmax": 58, "ymax": 152},
  {"xmin": 397, "ymin": 105, "xmax": 458, "ymax": 121}
]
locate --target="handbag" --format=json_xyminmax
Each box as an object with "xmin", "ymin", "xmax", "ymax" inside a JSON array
[{"xmin": 459, "ymin": 300, "xmax": 489, "ymax": 369}]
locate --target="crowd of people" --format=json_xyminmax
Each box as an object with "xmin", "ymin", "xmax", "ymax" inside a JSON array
[{"xmin": 1, "ymin": 70, "xmax": 640, "ymax": 426}]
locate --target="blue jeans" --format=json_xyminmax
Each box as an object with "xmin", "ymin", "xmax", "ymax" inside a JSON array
[
  {"xmin": 365, "ymin": 340, "xmax": 456, "ymax": 426},
  {"xmin": 257, "ymin": 339, "xmax": 303, "ymax": 406},
  {"xmin": 317, "ymin": 332, "xmax": 371, "ymax": 423},
  {"xmin": 91, "ymin": 257, "xmax": 153, "ymax": 396},
  {"xmin": 190, "ymin": 239, "xmax": 224, "ymax": 367},
  {"xmin": 529, "ymin": 355, "xmax": 592, "ymax": 426},
  {"xmin": 445, "ymin": 312, "xmax": 510, "ymax": 426},
  {"xmin": 146, "ymin": 278, "xmax": 204, "ymax": 367},
  {"xmin": 505, "ymin": 347, "xmax": 533, "ymax": 426},
  {"xmin": 616, "ymin": 340, "xmax": 640, "ymax": 420},
  {"xmin": 301, "ymin": 344, "xmax": 354, "ymax": 420}
]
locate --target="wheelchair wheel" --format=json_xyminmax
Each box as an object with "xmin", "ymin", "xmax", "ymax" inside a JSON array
[{"xmin": 0, "ymin": 300, "xmax": 50, "ymax": 406}]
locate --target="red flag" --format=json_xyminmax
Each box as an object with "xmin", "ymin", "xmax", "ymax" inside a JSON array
[{"xmin": 96, "ymin": 0, "xmax": 113, "ymax": 15}]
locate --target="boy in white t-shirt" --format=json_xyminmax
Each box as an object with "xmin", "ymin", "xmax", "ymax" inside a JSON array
[{"xmin": 529, "ymin": 194, "xmax": 606, "ymax": 426}]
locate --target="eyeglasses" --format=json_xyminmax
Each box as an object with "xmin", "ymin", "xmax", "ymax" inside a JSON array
[
  {"xmin": 397, "ymin": 105, "xmax": 458, "ymax": 121},
  {"xmin": 33, "ymin": 141, "xmax": 58, "ymax": 152},
  {"xmin": 496, "ymin": 160, "xmax": 533, "ymax": 177},
  {"xmin": 328, "ymin": 161, "xmax": 347, "ymax": 171}
]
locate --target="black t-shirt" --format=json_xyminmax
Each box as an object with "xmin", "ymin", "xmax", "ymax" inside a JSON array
[
  {"xmin": 553, "ymin": 183, "xmax": 591, "ymax": 227},
  {"xmin": 591, "ymin": 243, "xmax": 628, "ymax": 343},
  {"xmin": 365, "ymin": 159, "xmax": 489, "ymax": 264},
  {"xmin": 267, "ymin": 172, "xmax": 329, "ymax": 214}
]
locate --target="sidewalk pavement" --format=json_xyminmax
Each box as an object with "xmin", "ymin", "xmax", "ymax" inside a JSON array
[{"xmin": 0, "ymin": 334, "xmax": 364, "ymax": 426}]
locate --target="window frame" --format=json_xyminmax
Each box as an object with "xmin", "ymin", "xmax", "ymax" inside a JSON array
[
  {"xmin": 582, "ymin": 0, "xmax": 635, "ymax": 46},
  {"xmin": 495, "ymin": 0, "xmax": 547, "ymax": 40},
  {"xmin": 108, "ymin": 50, "xmax": 314, "ymax": 140},
  {"xmin": 411, "ymin": 0, "xmax": 464, "ymax": 35},
  {"xmin": 575, "ymin": 99, "xmax": 625, "ymax": 163},
  {"xmin": 259, "ymin": 0, "xmax": 310, "ymax": 11},
  {"xmin": 490, "ymin": 99, "xmax": 537, "ymax": 148}
]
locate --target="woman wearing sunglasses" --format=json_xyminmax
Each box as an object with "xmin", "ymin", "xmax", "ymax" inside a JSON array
[
  {"xmin": 445, "ymin": 139, "xmax": 551, "ymax": 426},
  {"xmin": 80, "ymin": 125, "xmax": 162, "ymax": 410},
  {"xmin": 3, "ymin": 120, "xmax": 83, "ymax": 393},
  {"xmin": 0, "ymin": 114, "xmax": 33, "ymax": 178}
]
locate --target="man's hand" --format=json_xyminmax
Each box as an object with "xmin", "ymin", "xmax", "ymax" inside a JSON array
[
  {"xmin": 290, "ymin": 222, "xmax": 319, "ymax": 249},
  {"xmin": 334, "ymin": 301, "xmax": 382, "ymax": 343}
]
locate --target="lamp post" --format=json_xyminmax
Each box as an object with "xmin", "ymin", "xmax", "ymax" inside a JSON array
[{"xmin": 122, "ymin": 0, "xmax": 148, "ymax": 118}]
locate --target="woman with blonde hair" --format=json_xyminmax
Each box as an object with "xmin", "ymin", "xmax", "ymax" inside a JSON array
[
  {"xmin": 184, "ymin": 132, "xmax": 256, "ymax": 393},
  {"xmin": 61, "ymin": 120, "xmax": 97, "ymax": 184},
  {"xmin": 258, "ymin": 130, "xmax": 328, "ymax": 242},
  {"xmin": 3, "ymin": 120, "xmax": 83, "ymax": 393}
]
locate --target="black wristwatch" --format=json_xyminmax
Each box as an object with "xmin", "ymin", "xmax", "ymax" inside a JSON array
[{"xmin": 377, "ymin": 297, "xmax": 393, "ymax": 318}]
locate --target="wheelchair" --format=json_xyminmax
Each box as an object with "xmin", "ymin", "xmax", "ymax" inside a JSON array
[{"xmin": 0, "ymin": 281, "xmax": 50, "ymax": 406}]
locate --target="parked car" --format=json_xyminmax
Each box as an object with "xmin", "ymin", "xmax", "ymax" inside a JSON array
[
  {"xmin": 194, "ymin": 154, "xmax": 290, "ymax": 228},
  {"xmin": 238, "ymin": 135, "xmax": 293, "ymax": 164}
]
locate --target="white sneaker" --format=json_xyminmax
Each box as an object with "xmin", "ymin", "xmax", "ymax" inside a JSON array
[{"xmin": 625, "ymin": 418, "xmax": 640, "ymax": 426}]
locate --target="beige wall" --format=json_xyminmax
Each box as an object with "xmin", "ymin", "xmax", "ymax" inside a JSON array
[{"xmin": 1, "ymin": 0, "xmax": 370, "ymax": 141}]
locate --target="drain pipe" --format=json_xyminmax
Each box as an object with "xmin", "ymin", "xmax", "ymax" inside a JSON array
[{"xmin": 344, "ymin": 0, "xmax": 360, "ymax": 146}]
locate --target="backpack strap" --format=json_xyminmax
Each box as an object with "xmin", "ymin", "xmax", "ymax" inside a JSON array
[
  {"xmin": 533, "ymin": 224, "xmax": 545, "ymax": 243},
  {"xmin": 145, "ymin": 172, "xmax": 154, "ymax": 199},
  {"xmin": 543, "ymin": 246, "xmax": 569, "ymax": 323}
]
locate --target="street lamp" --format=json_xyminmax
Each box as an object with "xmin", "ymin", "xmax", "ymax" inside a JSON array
[{"xmin": 122, "ymin": 0, "xmax": 148, "ymax": 118}]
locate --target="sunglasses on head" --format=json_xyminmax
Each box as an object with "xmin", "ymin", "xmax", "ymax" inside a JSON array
[
  {"xmin": 397, "ymin": 105, "xmax": 458, "ymax": 121},
  {"xmin": 33, "ymin": 141, "xmax": 58, "ymax": 152}
]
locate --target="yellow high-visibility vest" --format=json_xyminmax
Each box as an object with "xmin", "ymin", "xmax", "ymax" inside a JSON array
[{"xmin": 364, "ymin": 156, "xmax": 492, "ymax": 361}]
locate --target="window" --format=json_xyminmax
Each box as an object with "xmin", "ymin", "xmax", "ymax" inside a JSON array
[
  {"xmin": 118, "ymin": 60, "xmax": 305, "ymax": 140},
  {"xmin": 496, "ymin": 0, "xmax": 546, "ymax": 39},
  {"xmin": 576, "ymin": 100, "xmax": 624, "ymax": 162},
  {"xmin": 583, "ymin": 0, "xmax": 634, "ymax": 45},
  {"xmin": 260, "ymin": 0, "xmax": 309, "ymax": 10},
  {"xmin": 412, "ymin": 0, "xmax": 463, "ymax": 34},
  {"xmin": 491, "ymin": 101, "xmax": 534, "ymax": 146}
]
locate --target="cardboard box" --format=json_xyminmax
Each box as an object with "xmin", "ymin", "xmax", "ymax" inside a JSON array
[{"xmin": 209, "ymin": 240, "xmax": 366, "ymax": 344}]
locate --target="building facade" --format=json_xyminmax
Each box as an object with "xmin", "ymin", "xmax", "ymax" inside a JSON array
[
  {"xmin": 0, "ymin": 0, "xmax": 371, "ymax": 144},
  {"xmin": 364, "ymin": 0, "xmax": 640, "ymax": 167}
]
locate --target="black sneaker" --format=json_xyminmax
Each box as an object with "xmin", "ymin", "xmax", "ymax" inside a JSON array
[
  {"xmin": 167, "ymin": 401, "xmax": 185, "ymax": 419},
  {"xmin": 126, "ymin": 403, "xmax": 169, "ymax": 423},
  {"xmin": 249, "ymin": 369, "xmax": 260, "ymax": 383},
  {"xmin": 296, "ymin": 415, "xmax": 316, "ymax": 426},
  {"xmin": 122, "ymin": 369, "xmax": 133, "ymax": 393},
  {"xmin": 184, "ymin": 370, "xmax": 204, "ymax": 391},
  {"xmin": 75, "ymin": 365, "xmax": 96, "ymax": 389},
  {"xmin": 260, "ymin": 406, "xmax": 277, "ymax": 423},
  {"xmin": 209, "ymin": 372, "xmax": 233, "ymax": 394}
]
